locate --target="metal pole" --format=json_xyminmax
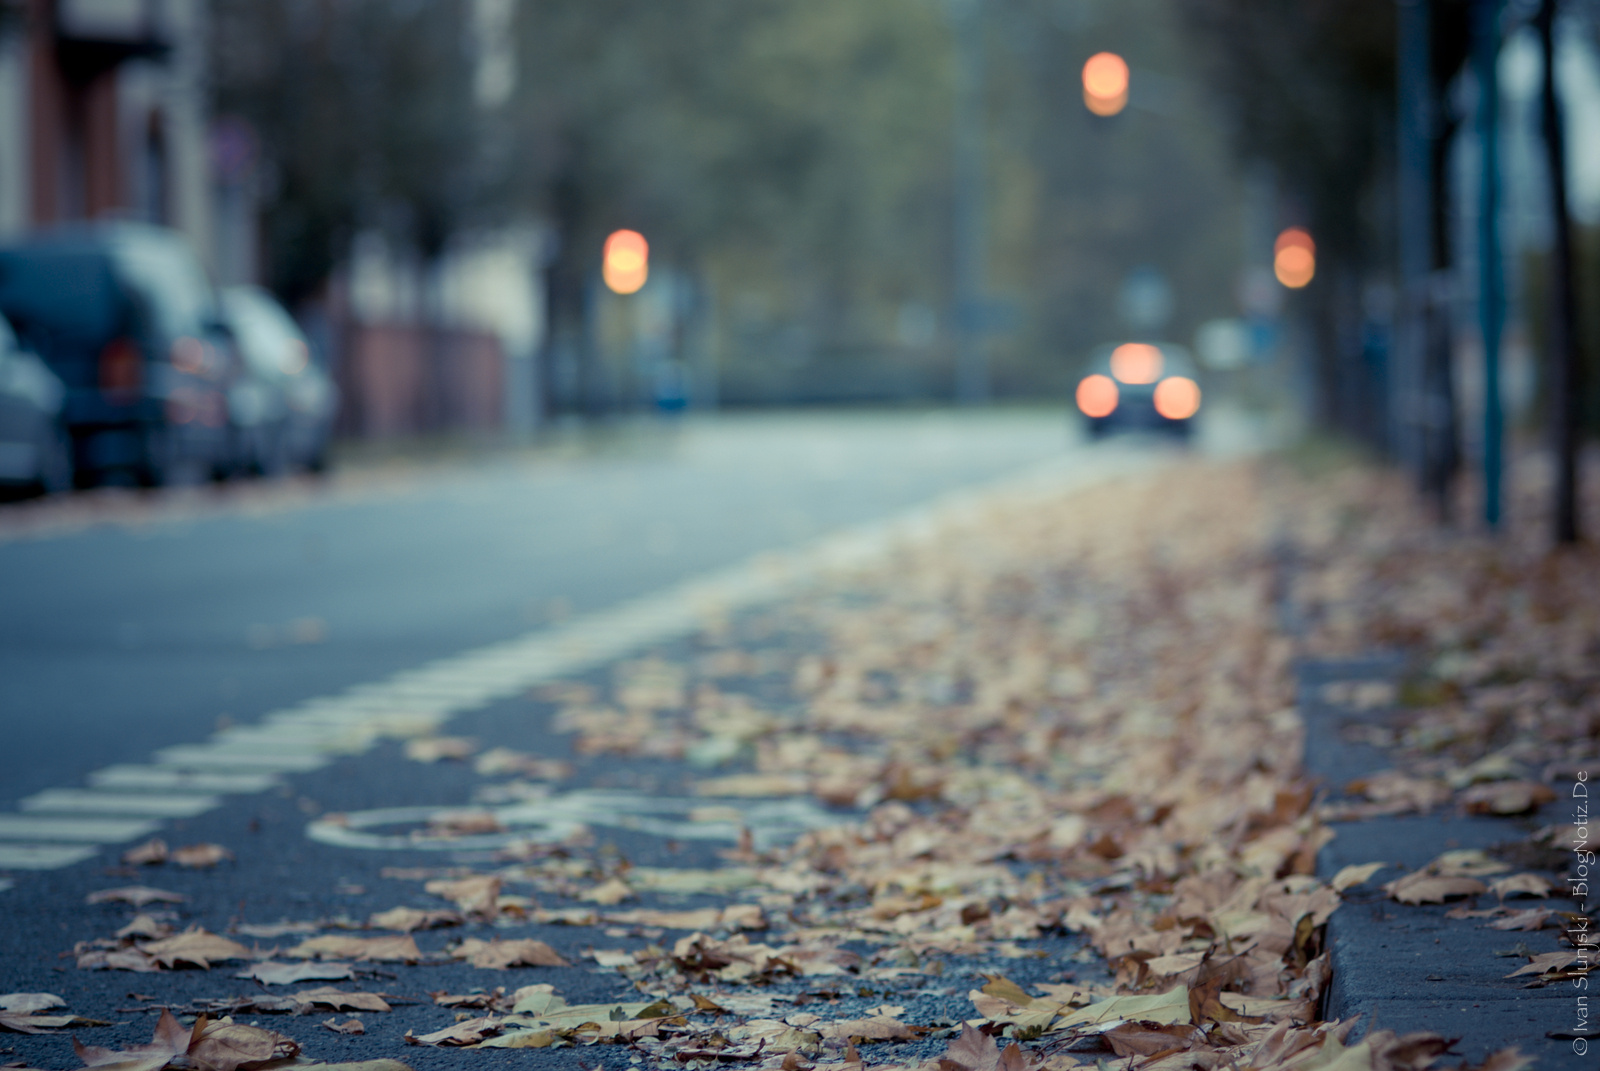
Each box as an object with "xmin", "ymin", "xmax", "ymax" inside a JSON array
[
  {"xmin": 1396, "ymin": 0, "xmax": 1434, "ymax": 479},
  {"xmin": 1537, "ymin": 0, "xmax": 1580, "ymax": 543},
  {"xmin": 950, "ymin": 0, "xmax": 988, "ymax": 405},
  {"xmin": 1475, "ymin": 0, "xmax": 1504, "ymax": 528}
]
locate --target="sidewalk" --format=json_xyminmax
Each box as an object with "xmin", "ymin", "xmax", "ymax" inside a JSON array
[{"xmin": 1, "ymin": 448, "xmax": 1582, "ymax": 1071}]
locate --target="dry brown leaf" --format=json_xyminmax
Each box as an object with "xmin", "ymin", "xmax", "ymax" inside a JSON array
[
  {"xmin": 85, "ymin": 886, "xmax": 184, "ymax": 907},
  {"xmin": 1506, "ymin": 950, "xmax": 1584, "ymax": 977},
  {"xmin": 73, "ymin": 1008, "xmax": 191, "ymax": 1071},
  {"xmin": 139, "ymin": 928, "xmax": 252, "ymax": 969},
  {"xmin": 451, "ymin": 938, "xmax": 569, "ymax": 969},
  {"xmin": 288, "ymin": 935, "xmax": 420, "ymax": 963},
  {"xmin": 404, "ymin": 1016, "xmax": 502, "ymax": 1046},
  {"xmin": 235, "ymin": 961, "xmax": 353, "ymax": 986},
  {"xmin": 1458, "ymin": 781, "xmax": 1557, "ymax": 816},
  {"xmin": 1382, "ymin": 872, "xmax": 1488, "ymax": 905},
  {"xmin": 322, "ymin": 1019, "xmax": 365, "ymax": 1035},
  {"xmin": 116, "ymin": 916, "xmax": 173, "ymax": 941},
  {"xmin": 403, "ymin": 736, "xmax": 477, "ymax": 763},
  {"xmin": 171, "ymin": 843, "xmax": 232, "ymax": 868},
  {"xmin": 1330, "ymin": 862, "xmax": 1388, "ymax": 891},
  {"xmin": 581, "ymin": 877, "xmax": 635, "ymax": 905},
  {"xmin": 472, "ymin": 748, "xmax": 571, "ymax": 780},
  {"xmin": 1485, "ymin": 908, "xmax": 1557, "ymax": 931},
  {"xmin": 938, "ymin": 1023, "xmax": 1037, "ymax": 1071},
  {"xmin": 121, "ymin": 839, "xmax": 168, "ymax": 866},
  {"xmin": 188, "ymin": 1019, "xmax": 296, "ymax": 1071},
  {"xmin": 1488, "ymin": 873, "xmax": 1552, "ymax": 900},
  {"xmin": 293, "ymin": 988, "xmax": 391, "ymax": 1013},
  {"xmin": 815, "ymin": 1016, "xmax": 929, "ymax": 1042},
  {"xmin": 0, "ymin": 994, "xmax": 64, "ymax": 1015},
  {"xmin": 367, "ymin": 907, "xmax": 463, "ymax": 932},
  {"xmin": 424, "ymin": 875, "xmax": 501, "ymax": 917}
]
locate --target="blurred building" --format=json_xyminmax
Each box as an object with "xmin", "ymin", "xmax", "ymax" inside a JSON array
[{"xmin": 0, "ymin": 0, "xmax": 211, "ymax": 259}]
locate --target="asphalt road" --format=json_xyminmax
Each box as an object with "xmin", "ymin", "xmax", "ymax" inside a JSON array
[{"xmin": 0, "ymin": 409, "xmax": 1095, "ymax": 811}]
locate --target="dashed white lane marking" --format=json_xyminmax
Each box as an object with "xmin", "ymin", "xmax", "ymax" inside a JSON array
[
  {"xmin": 0, "ymin": 845, "xmax": 98, "ymax": 870},
  {"xmin": 88, "ymin": 766, "xmax": 281, "ymax": 794},
  {"xmin": 0, "ymin": 816, "xmax": 160, "ymax": 842},
  {"xmin": 0, "ymin": 448, "xmax": 1158, "ymax": 881},
  {"xmin": 20, "ymin": 790, "xmax": 222, "ymax": 817},
  {"xmin": 150, "ymin": 745, "xmax": 331, "ymax": 772}
]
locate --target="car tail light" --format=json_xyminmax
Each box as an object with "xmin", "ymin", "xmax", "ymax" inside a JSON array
[
  {"xmin": 99, "ymin": 337, "xmax": 143, "ymax": 398},
  {"xmin": 1076, "ymin": 374, "xmax": 1119, "ymax": 418},
  {"xmin": 1153, "ymin": 376, "xmax": 1201, "ymax": 419},
  {"xmin": 170, "ymin": 336, "xmax": 210, "ymax": 376}
]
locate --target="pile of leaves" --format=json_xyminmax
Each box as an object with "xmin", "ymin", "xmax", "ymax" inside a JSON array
[
  {"xmin": 1287, "ymin": 455, "xmax": 1600, "ymax": 795},
  {"xmin": 58, "ymin": 458, "xmax": 1547, "ymax": 1071}
]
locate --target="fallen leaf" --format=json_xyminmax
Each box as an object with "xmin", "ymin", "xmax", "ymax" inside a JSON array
[
  {"xmin": 1, "ymin": 1012, "xmax": 107, "ymax": 1035},
  {"xmin": 1383, "ymin": 872, "xmax": 1488, "ymax": 905},
  {"xmin": 405, "ymin": 1017, "xmax": 502, "ymax": 1046},
  {"xmin": 938, "ymin": 1023, "xmax": 1037, "ymax": 1071},
  {"xmin": 581, "ymin": 877, "xmax": 635, "ymax": 905},
  {"xmin": 1052, "ymin": 984, "xmax": 1191, "ymax": 1032},
  {"xmin": 472, "ymin": 748, "xmax": 571, "ymax": 780},
  {"xmin": 293, "ymin": 988, "xmax": 391, "ymax": 1013},
  {"xmin": 450, "ymin": 938, "xmax": 568, "ymax": 970},
  {"xmin": 0, "ymin": 994, "xmax": 64, "ymax": 1014},
  {"xmin": 73, "ymin": 1007, "xmax": 191, "ymax": 1071},
  {"xmin": 116, "ymin": 915, "xmax": 174, "ymax": 940},
  {"xmin": 236, "ymin": 962, "xmax": 354, "ymax": 986},
  {"xmin": 122, "ymin": 839, "xmax": 169, "ymax": 866},
  {"xmin": 1506, "ymin": 950, "xmax": 1584, "ymax": 977},
  {"xmin": 85, "ymin": 887, "xmax": 185, "ymax": 907},
  {"xmin": 1485, "ymin": 908, "xmax": 1557, "ymax": 931},
  {"xmin": 233, "ymin": 921, "xmax": 323, "ymax": 939},
  {"xmin": 1488, "ymin": 873, "xmax": 1552, "ymax": 900},
  {"xmin": 288, "ymin": 935, "xmax": 421, "ymax": 963},
  {"xmin": 367, "ymin": 907, "xmax": 463, "ymax": 932},
  {"xmin": 322, "ymin": 1019, "xmax": 365, "ymax": 1035},
  {"xmin": 403, "ymin": 737, "xmax": 477, "ymax": 763},
  {"xmin": 423, "ymin": 876, "xmax": 501, "ymax": 917},
  {"xmin": 1459, "ymin": 781, "xmax": 1556, "ymax": 816},
  {"xmin": 816, "ymin": 1016, "xmax": 928, "ymax": 1042},
  {"xmin": 139, "ymin": 928, "xmax": 253, "ymax": 969},
  {"xmin": 1330, "ymin": 862, "xmax": 1388, "ymax": 891},
  {"xmin": 171, "ymin": 844, "xmax": 232, "ymax": 869},
  {"xmin": 188, "ymin": 1019, "xmax": 297, "ymax": 1071}
]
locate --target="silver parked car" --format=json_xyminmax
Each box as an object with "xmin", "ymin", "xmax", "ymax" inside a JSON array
[
  {"xmin": 218, "ymin": 286, "xmax": 338, "ymax": 474},
  {"xmin": 0, "ymin": 309, "xmax": 73, "ymax": 495}
]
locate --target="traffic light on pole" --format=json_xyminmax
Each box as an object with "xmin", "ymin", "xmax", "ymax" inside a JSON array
[
  {"xmin": 1082, "ymin": 52, "xmax": 1129, "ymax": 116},
  {"xmin": 1273, "ymin": 228, "xmax": 1315, "ymax": 288},
  {"xmin": 603, "ymin": 229, "xmax": 649, "ymax": 294}
]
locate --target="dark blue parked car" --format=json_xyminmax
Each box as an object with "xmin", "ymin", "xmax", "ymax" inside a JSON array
[{"xmin": 0, "ymin": 223, "xmax": 234, "ymax": 486}]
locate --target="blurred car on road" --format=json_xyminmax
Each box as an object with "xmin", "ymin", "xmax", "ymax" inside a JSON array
[
  {"xmin": 0, "ymin": 223, "xmax": 233, "ymax": 486},
  {"xmin": 1075, "ymin": 341, "xmax": 1202, "ymax": 440},
  {"xmin": 218, "ymin": 286, "xmax": 338, "ymax": 474},
  {"xmin": 0, "ymin": 309, "xmax": 72, "ymax": 495}
]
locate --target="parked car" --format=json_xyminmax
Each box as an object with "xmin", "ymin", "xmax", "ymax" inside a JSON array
[
  {"xmin": 0, "ymin": 309, "xmax": 72, "ymax": 495},
  {"xmin": 217, "ymin": 286, "xmax": 338, "ymax": 473},
  {"xmin": 1074, "ymin": 341, "xmax": 1203, "ymax": 439},
  {"xmin": 0, "ymin": 223, "xmax": 233, "ymax": 486}
]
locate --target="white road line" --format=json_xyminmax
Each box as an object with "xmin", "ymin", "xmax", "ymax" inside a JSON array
[
  {"xmin": 0, "ymin": 844, "xmax": 99, "ymax": 869},
  {"xmin": 88, "ymin": 766, "xmax": 281, "ymax": 794},
  {"xmin": 0, "ymin": 816, "xmax": 159, "ymax": 842},
  {"xmin": 150, "ymin": 746, "xmax": 330, "ymax": 772},
  {"xmin": 0, "ymin": 448, "xmax": 1162, "ymax": 880},
  {"xmin": 20, "ymin": 790, "xmax": 222, "ymax": 818}
]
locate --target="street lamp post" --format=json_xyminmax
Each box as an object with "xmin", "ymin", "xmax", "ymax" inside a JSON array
[
  {"xmin": 1474, "ymin": 0, "xmax": 1504, "ymax": 529},
  {"xmin": 948, "ymin": 0, "xmax": 988, "ymax": 406}
]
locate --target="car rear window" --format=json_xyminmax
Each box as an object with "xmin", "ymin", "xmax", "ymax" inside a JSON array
[
  {"xmin": 0, "ymin": 249, "xmax": 122, "ymax": 381},
  {"xmin": 110, "ymin": 236, "xmax": 215, "ymax": 340}
]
